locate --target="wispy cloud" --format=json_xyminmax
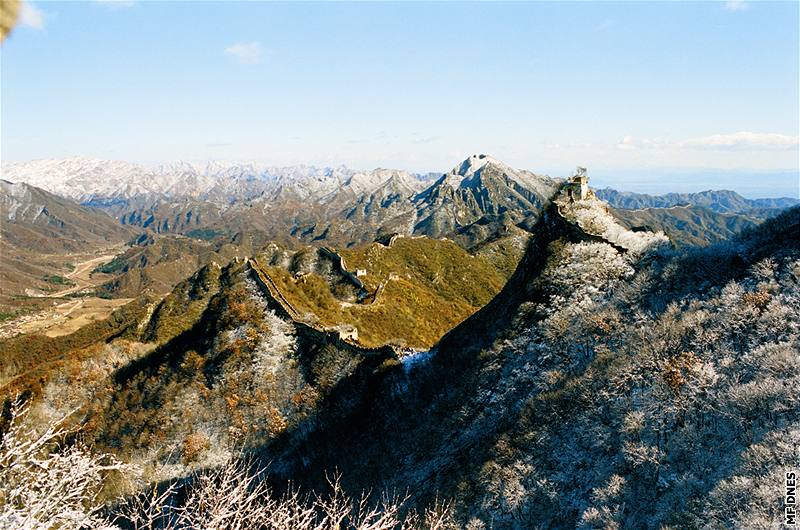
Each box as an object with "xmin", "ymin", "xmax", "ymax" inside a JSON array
[
  {"xmin": 224, "ymin": 42, "xmax": 265, "ymax": 64},
  {"xmin": 724, "ymin": 1, "xmax": 748, "ymax": 11},
  {"xmin": 680, "ymin": 132, "xmax": 799, "ymax": 151},
  {"xmin": 617, "ymin": 132, "xmax": 799, "ymax": 152},
  {"xmin": 616, "ymin": 136, "xmax": 637, "ymax": 150},
  {"xmin": 19, "ymin": 1, "xmax": 45, "ymax": 30},
  {"xmin": 616, "ymin": 135, "xmax": 663, "ymax": 150},
  {"xmin": 594, "ymin": 19, "xmax": 614, "ymax": 32}
]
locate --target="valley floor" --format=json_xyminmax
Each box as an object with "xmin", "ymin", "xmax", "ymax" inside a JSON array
[
  {"xmin": 0, "ymin": 246, "xmax": 130, "ymax": 338},
  {"xmin": 3, "ymin": 296, "xmax": 134, "ymax": 338}
]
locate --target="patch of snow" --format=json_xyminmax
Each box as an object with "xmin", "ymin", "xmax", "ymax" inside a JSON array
[
  {"xmin": 558, "ymin": 194, "xmax": 670, "ymax": 255},
  {"xmin": 242, "ymin": 276, "xmax": 297, "ymax": 375},
  {"xmin": 401, "ymin": 349, "xmax": 433, "ymax": 374}
]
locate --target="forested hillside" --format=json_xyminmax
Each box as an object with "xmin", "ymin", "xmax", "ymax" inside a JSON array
[
  {"xmin": 2, "ymin": 182, "xmax": 796, "ymax": 528},
  {"xmin": 259, "ymin": 203, "xmax": 800, "ymax": 528}
]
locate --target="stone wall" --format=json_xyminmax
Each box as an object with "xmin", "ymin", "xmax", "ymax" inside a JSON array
[
  {"xmin": 319, "ymin": 247, "xmax": 366, "ymax": 291},
  {"xmin": 247, "ymin": 259, "xmax": 397, "ymax": 357}
]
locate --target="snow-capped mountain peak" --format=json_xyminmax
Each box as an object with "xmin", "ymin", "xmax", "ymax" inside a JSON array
[
  {"xmin": 1, "ymin": 157, "xmax": 156, "ymax": 202},
  {"xmin": 440, "ymin": 154, "xmax": 508, "ymax": 188}
]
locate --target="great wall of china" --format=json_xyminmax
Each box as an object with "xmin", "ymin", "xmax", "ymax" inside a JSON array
[
  {"xmin": 552, "ymin": 175, "xmax": 665, "ymax": 254},
  {"xmin": 553, "ymin": 197, "xmax": 631, "ymax": 254},
  {"xmin": 318, "ymin": 247, "xmax": 367, "ymax": 295},
  {"xmin": 244, "ymin": 181, "xmax": 626, "ymax": 358},
  {"xmin": 246, "ymin": 257, "xmax": 399, "ymax": 358}
]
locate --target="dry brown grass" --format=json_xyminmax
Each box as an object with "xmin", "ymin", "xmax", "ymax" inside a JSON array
[{"xmin": 263, "ymin": 237, "xmax": 507, "ymax": 349}]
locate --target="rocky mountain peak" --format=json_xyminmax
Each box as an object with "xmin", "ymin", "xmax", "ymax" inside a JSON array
[{"xmin": 439, "ymin": 154, "xmax": 505, "ymax": 188}]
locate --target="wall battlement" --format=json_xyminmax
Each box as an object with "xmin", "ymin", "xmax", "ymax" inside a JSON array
[
  {"xmin": 318, "ymin": 247, "xmax": 366, "ymax": 292},
  {"xmin": 564, "ymin": 166, "xmax": 590, "ymax": 202},
  {"xmin": 247, "ymin": 259, "xmax": 398, "ymax": 357}
]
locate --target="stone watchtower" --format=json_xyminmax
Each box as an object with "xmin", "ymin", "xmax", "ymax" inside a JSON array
[{"xmin": 566, "ymin": 166, "xmax": 589, "ymax": 202}]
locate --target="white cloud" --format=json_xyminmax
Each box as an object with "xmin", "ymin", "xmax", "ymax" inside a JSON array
[
  {"xmin": 616, "ymin": 136, "xmax": 637, "ymax": 150},
  {"xmin": 615, "ymin": 136, "xmax": 664, "ymax": 150},
  {"xmin": 224, "ymin": 42, "xmax": 264, "ymax": 64},
  {"xmin": 680, "ymin": 132, "xmax": 799, "ymax": 151},
  {"xmin": 724, "ymin": 1, "xmax": 748, "ymax": 11},
  {"xmin": 617, "ymin": 132, "xmax": 798, "ymax": 152},
  {"xmin": 19, "ymin": 1, "xmax": 44, "ymax": 30}
]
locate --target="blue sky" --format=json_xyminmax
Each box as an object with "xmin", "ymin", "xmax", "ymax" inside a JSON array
[{"xmin": 2, "ymin": 0, "xmax": 798, "ymax": 197}]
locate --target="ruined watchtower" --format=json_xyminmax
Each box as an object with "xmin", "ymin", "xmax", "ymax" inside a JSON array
[
  {"xmin": 565, "ymin": 166, "xmax": 589, "ymax": 202},
  {"xmin": 335, "ymin": 324, "xmax": 359, "ymax": 342}
]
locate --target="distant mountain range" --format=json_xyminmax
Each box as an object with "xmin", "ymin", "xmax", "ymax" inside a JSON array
[
  {"xmin": 2, "ymin": 155, "xmax": 560, "ymax": 250},
  {"xmin": 610, "ymin": 205, "xmax": 761, "ymax": 247},
  {"xmin": 596, "ymin": 188, "xmax": 798, "ymax": 246},
  {"xmin": 5, "ymin": 156, "xmax": 796, "ymax": 253},
  {"xmin": 1, "ymin": 157, "xmax": 432, "ymax": 203},
  {"xmin": 0, "ymin": 180, "xmax": 134, "ymax": 307},
  {"xmin": 595, "ymin": 187, "xmax": 798, "ymax": 215},
  {"xmin": 4, "ymin": 154, "xmax": 798, "ymax": 257},
  {"xmin": 0, "ymin": 179, "xmax": 132, "ymax": 253}
]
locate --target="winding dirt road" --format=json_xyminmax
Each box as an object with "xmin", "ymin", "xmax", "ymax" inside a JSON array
[
  {"xmin": 48, "ymin": 253, "xmax": 118, "ymax": 297},
  {"xmin": 0, "ymin": 250, "xmax": 132, "ymax": 339}
]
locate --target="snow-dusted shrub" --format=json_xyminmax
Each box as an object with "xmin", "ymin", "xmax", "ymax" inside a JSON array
[
  {"xmin": 252, "ymin": 309, "xmax": 297, "ymax": 376},
  {"xmin": 116, "ymin": 462, "xmax": 456, "ymax": 530},
  {"xmin": 1, "ymin": 401, "xmax": 455, "ymax": 530},
  {"xmin": 540, "ymin": 241, "xmax": 633, "ymax": 309},
  {"xmin": 698, "ymin": 425, "xmax": 800, "ymax": 528},
  {"xmin": 36, "ymin": 341, "xmax": 153, "ymax": 427},
  {"xmin": 458, "ymin": 221, "xmax": 800, "ymax": 527},
  {"xmin": 557, "ymin": 195, "xmax": 670, "ymax": 254},
  {"xmin": 0, "ymin": 401, "xmax": 132, "ymax": 530}
]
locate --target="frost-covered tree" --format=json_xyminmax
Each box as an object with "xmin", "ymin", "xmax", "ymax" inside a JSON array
[{"xmin": 0, "ymin": 401, "xmax": 130, "ymax": 529}]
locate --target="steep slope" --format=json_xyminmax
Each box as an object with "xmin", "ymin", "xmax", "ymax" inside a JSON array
[
  {"xmin": 0, "ymin": 180, "xmax": 133, "ymax": 253},
  {"xmin": 611, "ymin": 204, "xmax": 760, "ymax": 246},
  {"xmin": 1, "ymin": 259, "xmax": 397, "ymax": 483},
  {"xmin": 0, "ymin": 180, "xmax": 136, "ymax": 310},
  {"xmin": 0, "ymin": 233, "xmax": 516, "ymax": 478},
  {"xmin": 257, "ymin": 197, "xmax": 799, "ymax": 528},
  {"xmin": 412, "ymin": 154, "xmax": 559, "ymax": 244}
]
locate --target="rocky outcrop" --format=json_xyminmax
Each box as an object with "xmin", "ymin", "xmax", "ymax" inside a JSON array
[{"xmin": 554, "ymin": 186, "xmax": 669, "ymax": 254}]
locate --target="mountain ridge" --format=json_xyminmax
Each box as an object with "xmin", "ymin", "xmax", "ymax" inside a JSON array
[
  {"xmin": 0, "ymin": 180, "xmax": 136, "ymax": 308},
  {"xmin": 1, "ymin": 173, "xmax": 797, "ymax": 527},
  {"xmin": 595, "ymin": 187, "xmax": 799, "ymax": 214}
]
